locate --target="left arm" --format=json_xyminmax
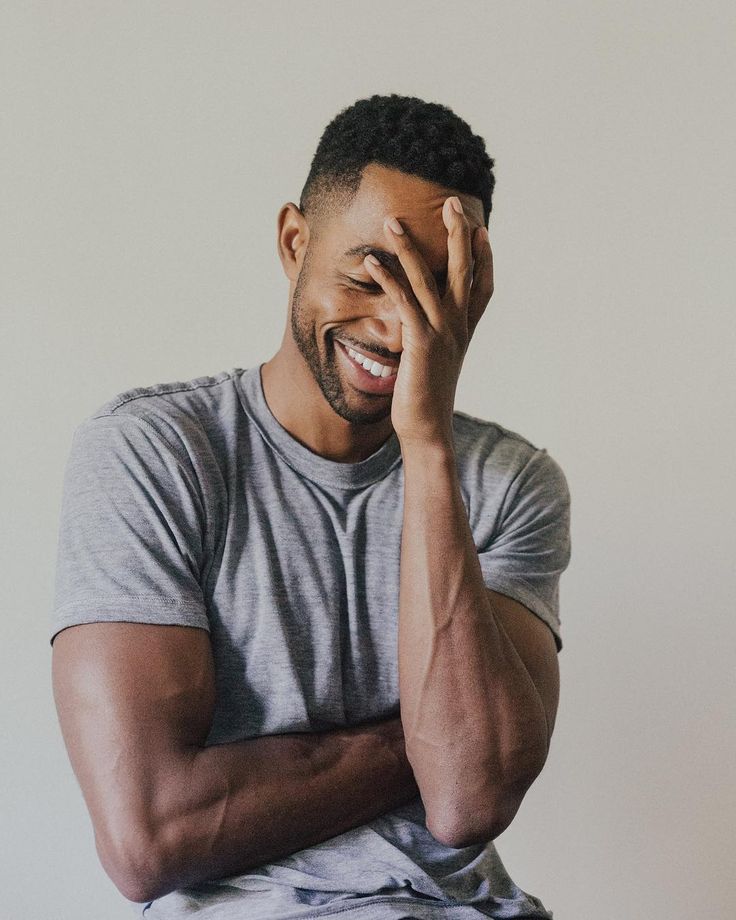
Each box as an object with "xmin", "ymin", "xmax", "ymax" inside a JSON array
[{"xmin": 399, "ymin": 439, "xmax": 557, "ymax": 849}]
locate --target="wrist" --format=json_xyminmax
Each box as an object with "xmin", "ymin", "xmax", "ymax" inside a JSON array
[{"xmin": 398, "ymin": 436, "xmax": 456, "ymax": 464}]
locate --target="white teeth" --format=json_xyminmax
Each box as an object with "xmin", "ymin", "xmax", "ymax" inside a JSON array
[{"xmin": 346, "ymin": 346, "xmax": 397, "ymax": 377}]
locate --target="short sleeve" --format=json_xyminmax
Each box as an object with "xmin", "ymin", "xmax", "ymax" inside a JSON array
[
  {"xmin": 476, "ymin": 448, "xmax": 572, "ymax": 653},
  {"xmin": 50, "ymin": 412, "xmax": 210, "ymax": 646}
]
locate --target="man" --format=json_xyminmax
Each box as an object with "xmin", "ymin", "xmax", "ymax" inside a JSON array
[{"xmin": 51, "ymin": 93, "xmax": 571, "ymax": 919}]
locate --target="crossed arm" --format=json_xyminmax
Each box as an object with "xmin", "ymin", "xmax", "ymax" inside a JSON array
[
  {"xmin": 52, "ymin": 444, "xmax": 559, "ymax": 903},
  {"xmin": 53, "ymin": 596, "xmax": 557, "ymax": 905},
  {"xmin": 52, "ymin": 623, "xmax": 419, "ymax": 904}
]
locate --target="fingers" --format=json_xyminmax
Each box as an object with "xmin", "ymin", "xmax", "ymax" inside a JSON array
[
  {"xmin": 443, "ymin": 197, "xmax": 473, "ymax": 314},
  {"xmin": 370, "ymin": 200, "xmax": 490, "ymax": 339},
  {"xmin": 382, "ymin": 217, "xmax": 444, "ymax": 329},
  {"xmin": 467, "ymin": 226, "xmax": 494, "ymax": 337},
  {"xmin": 363, "ymin": 253, "xmax": 430, "ymax": 332}
]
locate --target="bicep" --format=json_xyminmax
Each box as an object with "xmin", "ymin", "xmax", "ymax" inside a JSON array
[{"xmin": 51, "ymin": 622, "xmax": 215, "ymax": 871}]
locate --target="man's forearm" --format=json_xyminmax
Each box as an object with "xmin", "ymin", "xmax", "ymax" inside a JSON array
[
  {"xmin": 397, "ymin": 441, "xmax": 548, "ymax": 844},
  {"xmin": 121, "ymin": 717, "xmax": 418, "ymax": 903}
]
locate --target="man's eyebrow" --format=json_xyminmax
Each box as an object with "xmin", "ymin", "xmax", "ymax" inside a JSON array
[
  {"xmin": 343, "ymin": 245, "xmax": 401, "ymax": 271},
  {"xmin": 343, "ymin": 244, "xmax": 447, "ymax": 283}
]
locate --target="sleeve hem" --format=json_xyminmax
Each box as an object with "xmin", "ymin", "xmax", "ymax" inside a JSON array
[
  {"xmin": 481, "ymin": 578, "xmax": 563, "ymax": 653},
  {"xmin": 49, "ymin": 598, "xmax": 210, "ymax": 646}
]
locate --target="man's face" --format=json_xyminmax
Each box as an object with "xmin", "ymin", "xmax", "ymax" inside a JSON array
[{"xmin": 289, "ymin": 163, "xmax": 485, "ymax": 426}]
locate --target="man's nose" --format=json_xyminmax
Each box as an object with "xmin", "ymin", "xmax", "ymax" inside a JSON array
[{"xmin": 365, "ymin": 299, "xmax": 405, "ymax": 358}]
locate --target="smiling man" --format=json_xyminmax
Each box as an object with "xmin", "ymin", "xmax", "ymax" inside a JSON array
[{"xmin": 50, "ymin": 94, "xmax": 572, "ymax": 919}]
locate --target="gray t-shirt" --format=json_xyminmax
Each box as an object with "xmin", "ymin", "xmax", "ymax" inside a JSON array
[{"xmin": 50, "ymin": 365, "xmax": 572, "ymax": 920}]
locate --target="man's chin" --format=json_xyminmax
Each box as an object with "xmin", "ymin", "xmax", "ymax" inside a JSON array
[{"xmin": 331, "ymin": 383, "xmax": 392, "ymax": 426}]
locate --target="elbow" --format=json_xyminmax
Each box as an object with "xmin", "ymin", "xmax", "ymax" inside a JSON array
[
  {"xmin": 427, "ymin": 764, "xmax": 542, "ymax": 849},
  {"xmin": 427, "ymin": 736, "xmax": 546, "ymax": 849},
  {"xmin": 96, "ymin": 820, "xmax": 174, "ymax": 904},
  {"xmin": 428, "ymin": 801, "xmax": 515, "ymax": 849}
]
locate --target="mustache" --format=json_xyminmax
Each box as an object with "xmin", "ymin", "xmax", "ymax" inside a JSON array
[{"xmin": 332, "ymin": 333, "xmax": 401, "ymax": 363}]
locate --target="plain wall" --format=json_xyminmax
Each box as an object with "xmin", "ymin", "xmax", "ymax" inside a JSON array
[{"xmin": 2, "ymin": 2, "xmax": 734, "ymax": 918}]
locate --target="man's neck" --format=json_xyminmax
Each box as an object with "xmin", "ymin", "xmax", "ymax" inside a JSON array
[{"xmin": 259, "ymin": 347, "xmax": 396, "ymax": 464}]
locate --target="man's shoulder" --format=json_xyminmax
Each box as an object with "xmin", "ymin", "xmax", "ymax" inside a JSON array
[
  {"xmin": 452, "ymin": 408, "xmax": 541, "ymax": 466},
  {"xmin": 70, "ymin": 367, "xmax": 247, "ymax": 467},
  {"xmin": 79, "ymin": 366, "xmax": 241, "ymax": 433},
  {"xmin": 452, "ymin": 409, "xmax": 569, "ymax": 513},
  {"xmin": 89, "ymin": 367, "xmax": 242, "ymax": 419}
]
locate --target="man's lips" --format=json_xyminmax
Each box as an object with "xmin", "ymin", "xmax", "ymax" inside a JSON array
[
  {"xmin": 334, "ymin": 338, "xmax": 400, "ymax": 368},
  {"xmin": 334, "ymin": 339, "xmax": 399, "ymax": 394}
]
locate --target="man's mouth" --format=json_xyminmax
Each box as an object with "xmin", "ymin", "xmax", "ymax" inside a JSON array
[
  {"xmin": 333, "ymin": 339, "xmax": 400, "ymax": 395},
  {"xmin": 334, "ymin": 338, "xmax": 399, "ymax": 378}
]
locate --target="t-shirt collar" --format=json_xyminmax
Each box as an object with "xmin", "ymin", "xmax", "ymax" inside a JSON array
[{"xmin": 233, "ymin": 364, "xmax": 403, "ymax": 490}]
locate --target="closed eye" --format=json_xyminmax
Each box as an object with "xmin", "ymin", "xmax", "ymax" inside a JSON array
[
  {"xmin": 350, "ymin": 275, "xmax": 447, "ymax": 296},
  {"xmin": 350, "ymin": 279, "xmax": 383, "ymax": 293}
]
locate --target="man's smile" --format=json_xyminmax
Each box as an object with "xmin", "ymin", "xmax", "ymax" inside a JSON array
[
  {"xmin": 334, "ymin": 337, "xmax": 401, "ymax": 369},
  {"xmin": 334, "ymin": 339, "xmax": 399, "ymax": 395}
]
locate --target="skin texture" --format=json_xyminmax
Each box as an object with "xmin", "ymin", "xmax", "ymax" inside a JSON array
[{"xmin": 52, "ymin": 161, "xmax": 560, "ymax": 899}]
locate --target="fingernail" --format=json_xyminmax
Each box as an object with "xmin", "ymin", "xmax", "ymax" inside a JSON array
[
  {"xmin": 386, "ymin": 216, "xmax": 404, "ymax": 235},
  {"xmin": 451, "ymin": 197, "xmax": 464, "ymax": 214}
]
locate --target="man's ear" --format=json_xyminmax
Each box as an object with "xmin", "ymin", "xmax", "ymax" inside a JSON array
[{"xmin": 277, "ymin": 202, "xmax": 310, "ymax": 283}]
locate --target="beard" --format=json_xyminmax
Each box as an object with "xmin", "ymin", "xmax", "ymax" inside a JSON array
[{"xmin": 290, "ymin": 254, "xmax": 392, "ymax": 426}]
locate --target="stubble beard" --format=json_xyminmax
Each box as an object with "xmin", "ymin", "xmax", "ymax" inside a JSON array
[{"xmin": 289, "ymin": 256, "xmax": 392, "ymax": 427}]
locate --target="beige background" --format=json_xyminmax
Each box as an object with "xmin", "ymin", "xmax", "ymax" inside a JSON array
[{"xmin": 2, "ymin": 2, "xmax": 734, "ymax": 919}]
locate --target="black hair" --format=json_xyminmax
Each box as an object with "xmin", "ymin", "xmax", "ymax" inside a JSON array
[{"xmin": 299, "ymin": 93, "xmax": 495, "ymax": 239}]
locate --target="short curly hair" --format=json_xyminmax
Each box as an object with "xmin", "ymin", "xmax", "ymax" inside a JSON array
[{"xmin": 299, "ymin": 93, "xmax": 495, "ymax": 240}]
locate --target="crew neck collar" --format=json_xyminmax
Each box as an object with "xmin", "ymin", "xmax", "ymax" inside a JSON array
[{"xmin": 233, "ymin": 365, "xmax": 403, "ymax": 490}]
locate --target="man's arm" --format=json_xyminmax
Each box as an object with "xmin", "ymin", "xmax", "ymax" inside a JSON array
[
  {"xmin": 52, "ymin": 621, "xmax": 419, "ymax": 904},
  {"xmin": 398, "ymin": 442, "xmax": 554, "ymax": 848}
]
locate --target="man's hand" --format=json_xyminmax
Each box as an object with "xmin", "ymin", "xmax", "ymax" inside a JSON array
[{"xmin": 362, "ymin": 196, "xmax": 494, "ymax": 447}]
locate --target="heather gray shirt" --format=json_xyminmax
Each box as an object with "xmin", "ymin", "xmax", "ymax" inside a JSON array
[{"xmin": 50, "ymin": 365, "xmax": 572, "ymax": 920}]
